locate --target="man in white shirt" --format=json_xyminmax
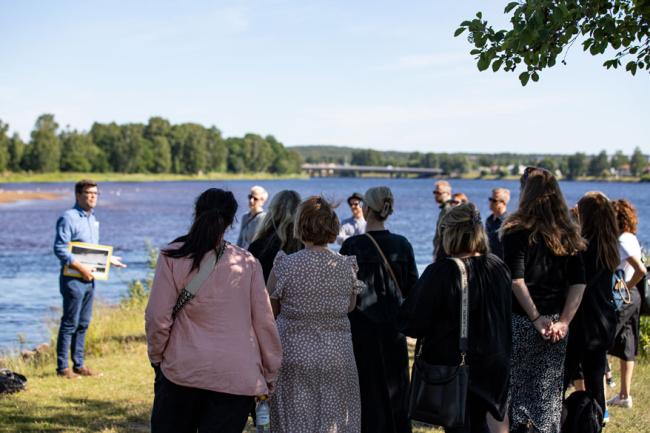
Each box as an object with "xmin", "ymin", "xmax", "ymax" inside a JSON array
[{"xmin": 336, "ymin": 192, "xmax": 366, "ymax": 244}]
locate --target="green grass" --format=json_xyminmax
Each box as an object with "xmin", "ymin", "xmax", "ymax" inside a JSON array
[
  {"xmin": 0, "ymin": 171, "xmax": 307, "ymax": 184},
  {"xmin": 1, "ymin": 300, "xmax": 648, "ymax": 432}
]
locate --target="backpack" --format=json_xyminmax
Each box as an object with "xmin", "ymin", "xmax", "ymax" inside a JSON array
[
  {"xmin": 561, "ymin": 391, "xmax": 603, "ymax": 433},
  {"xmin": 612, "ymin": 269, "xmax": 631, "ymax": 312},
  {"xmin": 0, "ymin": 369, "xmax": 27, "ymax": 394}
]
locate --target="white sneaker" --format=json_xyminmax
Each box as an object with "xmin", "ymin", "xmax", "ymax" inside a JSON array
[{"xmin": 607, "ymin": 394, "xmax": 633, "ymax": 408}]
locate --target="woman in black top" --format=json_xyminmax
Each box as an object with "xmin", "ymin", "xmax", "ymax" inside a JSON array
[
  {"xmin": 248, "ymin": 190, "xmax": 303, "ymax": 281},
  {"xmin": 563, "ymin": 192, "xmax": 619, "ymax": 415},
  {"xmin": 401, "ymin": 203, "xmax": 512, "ymax": 433},
  {"xmin": 501, "ymin": 167, "xmax": 587, "ymax": 433},
  {"xmin": 340, "ymin": 186, "xmax": 418, "ymax": 433}
]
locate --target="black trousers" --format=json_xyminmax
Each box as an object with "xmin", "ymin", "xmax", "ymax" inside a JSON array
[
  {"xmin": 444, "ymin": 391, "xmax": 490, "ymax": 433},
  {"xmin": 563, "ymin": 342, "xmax": 608, "ymax": 414},
  {"xmin": 151, "ymin": 369, "xmax": 254, "ymax": 433}
]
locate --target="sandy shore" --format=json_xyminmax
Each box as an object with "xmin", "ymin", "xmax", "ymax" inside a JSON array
[{"xmin": 0, "ymin": 190, "xmax": 62, "ymax": 204}]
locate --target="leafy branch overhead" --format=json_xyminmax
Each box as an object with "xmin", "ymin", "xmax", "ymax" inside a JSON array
[{"xmin": 455, "ymin": 0, "xmax": 650, "ymax": 85}]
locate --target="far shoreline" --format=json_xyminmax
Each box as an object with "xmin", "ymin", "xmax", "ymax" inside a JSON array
[{"xmin": 1, "ymin": 171, "xmax": 647, "ymax": 184}]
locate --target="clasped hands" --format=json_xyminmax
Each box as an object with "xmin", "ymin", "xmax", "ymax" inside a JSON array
[{"xmin": 532, "ymin": 315, "xmax": 568, "ymax": 343}]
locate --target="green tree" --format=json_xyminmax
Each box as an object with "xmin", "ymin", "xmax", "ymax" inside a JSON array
[
  {"xmin": 150, "ymin": 136, "xmax": 172, "ymax": 173},
  {"xmin": 351, "ymin": 149, "xmax": 383, "ymax": 166},
  {"xmin": 567, "ymin": 152, "xmax": 588, "ymax": 179},
  {"xmin": 206, "ymin": 127, "xmax": 228, "ymax": 172},
  {"xmin": 456, "ymin": 1, "xmax": 650, "ymax": 86},
  {"xmin": 630, "ymin": 146, "xmax": 648, "ymax": 175},
  {"xmin": 24, "ymin": 114, "xmax": 61, "ymax": 172},
  {"xmin": 60, "ymin": 130, "xmax": 100, "ymax": 172},
  {"xmin": 0, "ymin": 120, "xmax": 9, "ymax": 172},
  {"xmin": 611, "ymin": 149, "xmax": 630, "ymax": 169},
  {"xmin": 90, "ymin": 122, "xmax": 123, "ymax": 172},
  {"xmin": 8, "ymin": 133, "xmax": 25, "ymax": 171},
  {"xmin": 170, "ymin": 124, "xmax": 209, "ymax": 174},
  {"xmin": 538, "ymin": 157, "xmax": 557, "ymax": 172},
  {"xmin": 588, "ymin": 150, "xmax": 610, "ymax": 176}
]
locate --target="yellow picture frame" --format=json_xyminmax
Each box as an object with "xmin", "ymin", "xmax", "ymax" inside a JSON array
[{"xmin": 63, "ymin": 242, "xmax": 113, "ymax": 281}]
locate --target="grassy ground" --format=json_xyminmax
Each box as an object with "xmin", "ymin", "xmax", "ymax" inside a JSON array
[
  {"xmin": 0, "ymin": 172, "xmax": 307, "ymax": 184},
  {"xmin": 0, "ymin": 300, "xmax": 647, "ymax": 432}
]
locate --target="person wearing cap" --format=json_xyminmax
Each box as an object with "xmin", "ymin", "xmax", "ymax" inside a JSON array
[{"xmin": 336, "ymin": 192, "xmax": 367, "ymax": 245}]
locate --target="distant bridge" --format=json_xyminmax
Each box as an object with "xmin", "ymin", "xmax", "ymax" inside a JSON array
[{"xmin": 301, "ymin": 163, "xmax": 444, "ymax": 177}]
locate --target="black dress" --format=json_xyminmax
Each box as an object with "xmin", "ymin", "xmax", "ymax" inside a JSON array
[
  {"xmin": 248, "ymin": 233, "xmax": 282, "ymax": 282},
  {"xmin": 401, "ymin": 254, "xmax": 512, "ymax": 430},
  {"xmin": 564, "ymin": 245, "xmax": 617, "ymax": 413},
  {"xmin": 340, "ymin": 230, "xmax": 418, "ymax": 433}
]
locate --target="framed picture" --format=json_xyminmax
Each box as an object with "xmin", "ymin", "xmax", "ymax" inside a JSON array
[{"xmin": 63, "ymin": 242, "xmax": 114, "ymax": 281}]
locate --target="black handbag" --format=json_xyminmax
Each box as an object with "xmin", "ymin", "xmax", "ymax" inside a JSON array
[{"xmin": 407, "ymin": 257, "xmax": 469, "ymax": 428}]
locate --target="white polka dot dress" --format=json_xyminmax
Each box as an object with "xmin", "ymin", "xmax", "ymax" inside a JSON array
[{"xmin": 269, "ymin": 248, "xmax": 365, "ymax": 433}]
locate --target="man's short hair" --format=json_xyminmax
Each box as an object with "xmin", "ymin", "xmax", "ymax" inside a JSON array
[
  {"xmin": 492, "ymin": 187, "xmax": 511, "ymax": 204},
  {"xmin": 75, "ymin": 179, "xmax": 98, "ymax": 195}
]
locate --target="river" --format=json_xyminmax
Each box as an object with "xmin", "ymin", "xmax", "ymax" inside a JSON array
[{"xmin": 1, "ymin": 178, "xmax": 648, "ymax": 351}]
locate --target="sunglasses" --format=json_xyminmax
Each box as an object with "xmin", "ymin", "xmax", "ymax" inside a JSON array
[
  {"xmin": 248, "ymin": 194, "xmax": 262, "ymax": 201},
  {"xmin": 349, "ymin": 201, "xmax": 362, "ymax": 207},
  {"xmin": 488, "ymin": 197, "xmax": 502, "ymax": 203},
  {"xmin": 433, "ymin": 190, "xmax": 443, "ymax": 195}
]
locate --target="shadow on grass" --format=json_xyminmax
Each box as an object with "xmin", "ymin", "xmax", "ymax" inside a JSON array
[
  {"xmin": 0, "ymin": 396, "xmax": 149, "ymax": 433},
  {"xmin": 109, "ymin": 334, "xmax": 147, "ymax": 345}
]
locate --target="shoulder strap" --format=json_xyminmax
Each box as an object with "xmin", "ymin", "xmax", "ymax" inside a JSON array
[
  {"xmin": 172, "ymin": 241, "xmax": 228, "ymax": 318},
  {"xmin": 449, "ymin": 257, "xmax": 469, "ymax": 362},
  {"xmin": 364, "ymin": 233, "xmax": 402, "ymax": 296}
]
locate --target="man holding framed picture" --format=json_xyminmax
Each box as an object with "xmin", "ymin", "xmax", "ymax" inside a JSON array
[{"xmin": 53, "ymin": 179, "xmax": 126, "ymax": 379}]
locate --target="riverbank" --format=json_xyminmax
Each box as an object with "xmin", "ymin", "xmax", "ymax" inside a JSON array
[
  {"xmin": 0, "ymin": 172, "xmax": 308, "ymax": 184},
  {"xmin": 0, "ymin": 190, "xmax": 62, "ymax": 204},
  {"xmin": 1, "ymin": 296, "xmax": 649, "ymax": 433}
]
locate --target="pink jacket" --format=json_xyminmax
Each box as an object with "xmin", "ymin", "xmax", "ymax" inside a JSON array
[{"xmin": 145, "ymin": 243, "xmax": 282, "ymax": 396}]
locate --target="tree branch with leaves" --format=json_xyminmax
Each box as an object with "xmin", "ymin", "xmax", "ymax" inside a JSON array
[{"xmin": 456, "ymin": 0, "xmax": 650, "ymax": 85}]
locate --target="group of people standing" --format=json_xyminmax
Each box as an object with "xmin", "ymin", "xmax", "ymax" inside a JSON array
[{"xmin": 143, "ymin": 168, "xmax": 646, "ymax": 433}]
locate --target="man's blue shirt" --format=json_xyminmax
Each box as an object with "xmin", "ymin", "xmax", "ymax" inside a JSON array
[{"xmin": 53, "ymin": 203, "xmax": 100, "ymax": 267}]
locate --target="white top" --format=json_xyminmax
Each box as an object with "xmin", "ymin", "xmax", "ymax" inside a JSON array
[
  {"xmin": 617, "ymin": 232, "xmax": 642, "ymax": 282},
  {"xmin": 336, "ymin": 216, "xmax": 367, "ymax": 245}
]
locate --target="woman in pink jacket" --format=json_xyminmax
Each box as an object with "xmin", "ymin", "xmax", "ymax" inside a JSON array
[{"xmin": 145, "ymin": 188, "xmax": 282, "ymax": 433}]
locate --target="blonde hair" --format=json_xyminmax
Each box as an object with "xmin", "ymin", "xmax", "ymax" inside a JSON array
[
  {"xmin": 492, "ymin": 188, "xmax": 510, "ymax": 204},
  {"xmin": 364, "ymin": 186, "xmax": 394, "ymax": 221},
  {"xmin": 441, "ymin": 203, "xmax": 488, "ymax": 256},
  {"xmin": 253, "ymin": 190, "xmax": 302, "ymax": 252},
  {"xmin": 435, "ymin": 180, "xmax": 452, "ymax": 193}
]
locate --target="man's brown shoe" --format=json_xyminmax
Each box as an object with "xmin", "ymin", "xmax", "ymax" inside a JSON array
[
  {"xmin": 73, "ymin": 366, "xmax": 103, "ymax": 377},
  {"xmin": 56, "ymin": 367, "xmax": 80, "ymax": 379}
]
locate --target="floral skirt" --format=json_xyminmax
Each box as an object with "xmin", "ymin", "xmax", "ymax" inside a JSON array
[{"xmin": 509, "ymin": 314, "xmax": 567, "ymax": 433}]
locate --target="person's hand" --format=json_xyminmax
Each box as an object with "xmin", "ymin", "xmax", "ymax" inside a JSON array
[
  {"xmin": 532, "ymin": 315, "xmax": 553, "ymax": 340},
  {"xmin": 549, "ymin": 320, "xmax": 569, "ymax": 343},
  {"xmin": 110, "ymin": 256, "xmax": 127, "ymax": 268},
  {"xmin": 78, "ymin": 264, "xmax": 95, "ymax": 282}
]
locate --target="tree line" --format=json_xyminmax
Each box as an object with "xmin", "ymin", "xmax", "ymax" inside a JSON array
[
  {"xmin": 0, "ymin": 114, "xmax": 303, "ymax": 175},
  {"xmin": 294, "ymin": 146, "xmax": 648, "ymax": 179}
]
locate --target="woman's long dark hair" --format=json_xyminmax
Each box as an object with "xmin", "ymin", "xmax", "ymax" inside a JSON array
[
  {"xmin": 502, "ymin": 167, "xmax": 586, "ymax": 256},
  {"xmin": 163, "ymin": 188, "xmax": 238, "ymax": 271},
  {"xmin": 577, "ymin": 192, "xmax": 620, "ymax": 272}
]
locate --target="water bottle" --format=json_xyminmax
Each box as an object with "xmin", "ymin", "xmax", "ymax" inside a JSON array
[{"xmin": 255, "ymin": 395, "xmax": 270, "ymax": 433}]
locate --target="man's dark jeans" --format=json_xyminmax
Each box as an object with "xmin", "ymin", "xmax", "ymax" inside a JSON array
[{"xmin": 56, "ymin": 273, "xmax": 94, "ymax": 372}]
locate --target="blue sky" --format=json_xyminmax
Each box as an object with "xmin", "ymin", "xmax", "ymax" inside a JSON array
[{"xmin": 1, "ymin": 1, "xmax": 648, "ymax": 154}]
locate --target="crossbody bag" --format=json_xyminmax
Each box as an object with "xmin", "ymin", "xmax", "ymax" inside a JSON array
[
  {"xmin": 407, "ymin": 257, "xmax": 470, "ymax": 428},
  {"xmin": 172, "ymin": 241, "xmax": 228, "ymax": 318},
  {"xmin": 364, "ymin": 232, "xmax": 403, "ymax": 296}
]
